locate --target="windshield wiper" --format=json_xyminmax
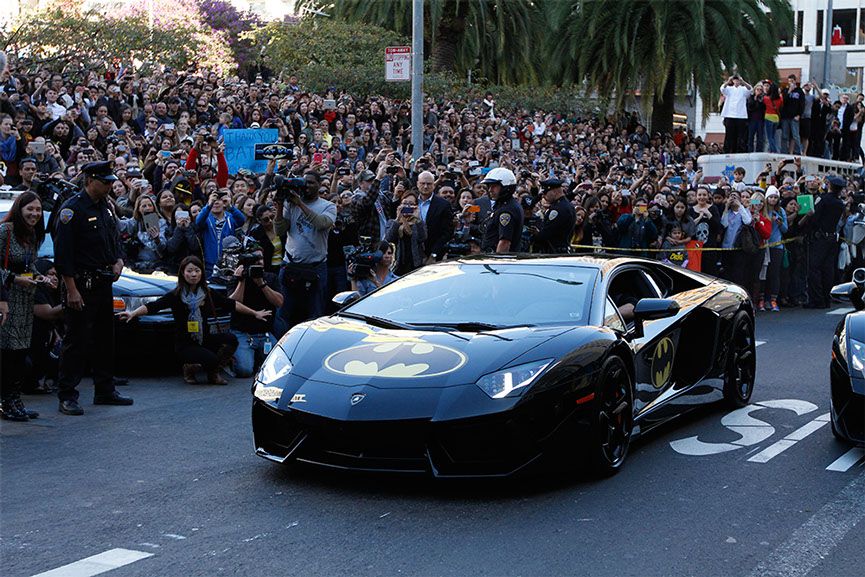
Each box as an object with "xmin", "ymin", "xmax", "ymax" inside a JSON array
[{"xmin": 337, "ymin": 311, "xmax": 416, "ymax": 331}]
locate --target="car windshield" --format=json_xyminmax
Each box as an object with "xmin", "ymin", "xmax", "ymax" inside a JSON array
[{"xmin": 343, "ymin": 263, "xmax": 596, "ymax": 328}]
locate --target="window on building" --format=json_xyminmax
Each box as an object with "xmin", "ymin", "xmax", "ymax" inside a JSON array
[
  {"xmin": 844, "ymin": 68, "xmax": 862, "ymax": 92},
  {"xmin": 832, "ymin": 9, "xmax": 857, "ymax": 45},
  {"xmin": 859, "ymin": 9, "xmax": 865, "ymax": 45},
  {"xmin": 781, "ymin": 11, "xmax": 804, "ymax": 47},
  {"xmin": 817, "ymin": 10, "xmax": 824, "ymax": 46}
]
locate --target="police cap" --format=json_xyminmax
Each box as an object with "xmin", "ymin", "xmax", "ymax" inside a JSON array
[
  {"xmin": 540, "ymin": 178, "xmax": 564, "ymax": 190},
  {"xmin": 81, "ymin": 161, "xmax": 118, "ymax": 182},
  {"xmin": 827, "ymin": 175, "xmax": 847, "ymax": 190}
]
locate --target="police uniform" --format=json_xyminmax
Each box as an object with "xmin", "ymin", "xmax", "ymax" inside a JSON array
[
  {"xmin": 805, "ymin": 176, "xmax": 845, "ymax": 308},
  {"xmin": 482, "ymin": 196, "xmax": 524, "ymax": 253},
  {"xmin": 532, "ymin": 179, "xmax": 576, "ymax": 254},
  {"xmin": 54, "ymin": 161, "xmax": 132, "ymax": 413}
]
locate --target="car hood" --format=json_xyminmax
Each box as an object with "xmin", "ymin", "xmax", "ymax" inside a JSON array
[
  {"xmin": 284, "ymin": 316, "xmax": 573, "ymax": 388},
  {"xmin": 114, "ymin": 269, "xmax": 176, "ymax": 296}
]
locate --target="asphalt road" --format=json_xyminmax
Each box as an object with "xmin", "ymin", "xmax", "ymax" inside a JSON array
[{"xmin": 2, "ymin": 306, "xmax": 863, "ymax": 577}]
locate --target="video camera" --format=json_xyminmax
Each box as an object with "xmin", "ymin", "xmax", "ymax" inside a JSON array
[
  {"xmin": 445, "ymin": 228, "xmax": 478, "ymax": 257},
  {"xmin": 343, "ymin": 236, "xmax": 382, "ymax": 278},
  {"xmin": 213, "ymin": 235, "xmax": 263, "ymax": 284},
  {"xmin": 270, "ymin": 174, "xmax": 307, "ymax": 203},
  {"xmin": 38, "ymin": 177, "xmax": 80, "ymax": 236}
]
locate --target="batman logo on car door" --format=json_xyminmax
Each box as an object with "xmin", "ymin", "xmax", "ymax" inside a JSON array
[
  {"xmin": 325, "ymin": 342, "xmax": 467, "ymax": 378},
  {"xmin": 652, "ymin": 337, "xmax": 675, "ymax": 389}
]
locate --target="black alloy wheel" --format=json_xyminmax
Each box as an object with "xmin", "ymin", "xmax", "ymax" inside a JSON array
[
  {"xmin": 723, "ymin": 311, "xmax": 756, "ymax": 407},
  {"xmin": 590, "ymin": 355, "xmax": 633, "ymax": 476}
]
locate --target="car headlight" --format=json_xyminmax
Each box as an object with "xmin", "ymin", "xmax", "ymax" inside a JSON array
[
  {"xmin": 846, "ymin": 338, "xmax": 865, "ymax": 376},
  {"xmin": 113, "ymin": 296, "xmax": 160, "ymax": 312},
  {"xmin": 475, "ymin": 359, "xmax": 553, "ymax": 399},
  {"xmin": 253, "ymin": 346, "xmax": 293, "ymax": 401}
]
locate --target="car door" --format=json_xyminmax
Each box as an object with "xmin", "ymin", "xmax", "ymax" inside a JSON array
[{"xmin": 607, "ymin": 265, "xmax": 682, "ymax": 416}]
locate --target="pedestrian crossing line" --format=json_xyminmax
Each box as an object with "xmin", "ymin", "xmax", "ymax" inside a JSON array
[
  {"xmin": 826, "ymin": 447, "xmax": 865, "ymax": 472},
  {"xmin": 747, "ymin": 413, "xmax": 830, "ymax": 463},
  {"xmin": 30, "ymin": 548, "xmax": 153, "ymax": 577},
  {"xmin": 827, "ymin": 307, "xmax": 855, "ymax": 315}
]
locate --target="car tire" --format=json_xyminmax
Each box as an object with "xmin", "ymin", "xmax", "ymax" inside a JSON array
[
  {"xmin": 588, "ymin": 355, "xmax": 634, "ymax": 477},
  {"xmin": 723, "ymin": 311, "xmax": 756, "ymax": 408},
  {"xmin": 830, "ymin": 402, "xmax": 846, "ymax": 442}
]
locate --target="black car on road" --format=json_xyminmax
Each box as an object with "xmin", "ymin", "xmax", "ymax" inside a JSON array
[
  {"xmin": 829, "ymin": 269, "xmax": 865, "ymax": 446},
  {"xmin": 251, "ymin": 255, "xmax": 756, "ymax": 478}
]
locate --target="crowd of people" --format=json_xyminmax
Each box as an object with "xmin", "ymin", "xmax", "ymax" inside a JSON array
[{"xmin": 1, "ymin": 54, "xmax": 864, "ymax": 421}]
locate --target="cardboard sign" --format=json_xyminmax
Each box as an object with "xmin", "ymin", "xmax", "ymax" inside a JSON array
[{"xmin": 223, "ymin": 128, "xmax": 279, "ymax": 174}]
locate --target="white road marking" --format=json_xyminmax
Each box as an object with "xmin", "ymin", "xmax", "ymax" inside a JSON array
[
  {"xmin": 747, "ymin": 413, "xmax": 830, "ymax": 463},
  {"xmin": 826, "ymin": 447, "xmax": 865, "ymax": 472},
  {"xmin": 161, "ymin": 533, "xmax": 186, "ymax": 540},
  {"xmin": 670, "ymin": 399, "xmax": 818, "ymax": 457},
  {"xmin": 756, "ymin": 340, "xmax": 766, "ymax": 347},
  {"xmin": 746, "ymin": 472, "xmax": 865, "ymax": 577},
  {"xmin": 827, "ymin": 307, "xmax": 855, "ymax": 315},
  {"xmin": 31, "ymin": 548, "xmax": 153, "ymax": 577}
]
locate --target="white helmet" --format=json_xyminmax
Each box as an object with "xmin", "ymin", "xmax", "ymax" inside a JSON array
[{"xmin": 480, "ymin": 167, "xmax": 517, "ymax": 187}]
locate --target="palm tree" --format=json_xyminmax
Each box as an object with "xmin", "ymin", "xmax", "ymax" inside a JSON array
[
  {"xmin": 549, "ymin": 0, "xmax": 793, "ymax": 134},
  {"xmin": 297, "ymin": 0, "xmax": 543, "ymax": 84}
]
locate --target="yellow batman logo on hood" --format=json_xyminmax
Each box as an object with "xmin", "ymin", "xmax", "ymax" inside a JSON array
[{"xmin": 325, "ymin": 342, "xmax": 467, "ymax": 379}]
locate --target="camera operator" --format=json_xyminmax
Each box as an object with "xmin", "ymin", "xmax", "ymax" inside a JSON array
[
  {"xmin": 349, "ymin": 241, "xmax": 398, "ymax": 296},
  {"xmin": 530, "ymin": 178, "xmax": 576, "ymax": 254},
  {"xmin": 480, "ymin": 168, "xmax": 523, "ymax": 254},
  {"xmin": 274, "ymin": 171, "xmax": 336, "ymax": 333},
  {"xmin": 227, "ymin": 248, "xmax": 283, "ymax": 378}
]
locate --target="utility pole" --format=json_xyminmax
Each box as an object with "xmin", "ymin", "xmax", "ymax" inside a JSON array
[
  {"xmin": 822, "ymin": 0, "xmax": 834, "ymax": 88},
  {"xmin": 411, "ymin": 0, "xmax": 424, "ymax": 163}
]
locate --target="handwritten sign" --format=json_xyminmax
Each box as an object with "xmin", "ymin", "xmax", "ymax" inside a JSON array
[
  {"xmin": 385, "ymin": 46, "xmax": 411, "ymax": 82},
  {"xmin": 222, "ymin": 128, "xmax": 279, "ymax": 174}
]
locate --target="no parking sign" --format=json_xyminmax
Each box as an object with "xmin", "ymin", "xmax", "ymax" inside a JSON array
[{"xmin": 385, "ymin": 46, "xmax": 411, "ymax": 82}]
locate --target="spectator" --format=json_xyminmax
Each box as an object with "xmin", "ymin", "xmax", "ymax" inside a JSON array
[
  {"xmin": 195, "ymin": 188, "xmax": 245, "ymax": 279},
  {"xmin": 386, "ymin": 191, "xmax": 427, "ymax": 274},
  {"xmin": 746, "ymin": 84, "xmax": 766, "ymax": 152},
  {"xmin": 350, "ymin": 241, "xmax": 398, "ymax": 296},
  {"xmin": 762, "ymin": 81, "xmax": 783, "ymax": 153},
  {"xmin": 117, "ymin": 195, "xmax": 168, "ymax": 272},
  {"xmin": 1, "ymin": 191, "xmax": 47, "ymax": 422},
  {"xmin": 720, "ymin": 75, "xmax": 752, "ymax": 153},
  {"xmin": 761, "ymin": 187, "xmax": 788, "ymax": 311},
  {"xmin": 780, "ymin": 74, "xmax": 804, "ymax": 154},
  {"xmin": 227, "ymin": 249, "xmax": 283, "ymax": 378},
  {"xmin": 416, "ymin": 170, "xmax": 453, "ymax": 261},
  {"xmin": 118, "ymin": 255, "xmax": 269, "ymax": 385}
]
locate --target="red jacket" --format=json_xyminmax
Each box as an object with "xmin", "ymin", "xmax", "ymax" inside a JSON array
[
  {"xmin": 186, "ymin": 147, "xmax": 228, "ymax": 187},
  {"xmin": 753, "ymin": 212, "xmax": 772, "ymax": 240}
]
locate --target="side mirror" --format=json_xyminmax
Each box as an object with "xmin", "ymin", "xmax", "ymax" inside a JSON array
[
  {"xmin": 633, "ymin": 298, "xmax": 680, "ymax": 321},
  {"xmin": 830, "ymin": 282, "xmax": 855, "ymax": 302},
  {"xmin": 332, "ymin": 290, "xmax": 361, "ymax": 308}
]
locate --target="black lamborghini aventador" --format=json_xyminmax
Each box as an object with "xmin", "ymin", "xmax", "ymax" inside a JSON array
[{"xmin": 252, "ymin": 255, "xmax": 756, "ymax": 477}]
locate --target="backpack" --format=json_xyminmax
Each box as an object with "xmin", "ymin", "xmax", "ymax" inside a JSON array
[{"xmin": 735, "ymin": 222, "xmax": 761, "ymax": 254}]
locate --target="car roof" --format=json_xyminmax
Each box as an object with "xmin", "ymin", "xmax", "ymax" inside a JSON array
[{"xmin": 452, "ymin": 253, "xmax": 636, "ymax": 273}]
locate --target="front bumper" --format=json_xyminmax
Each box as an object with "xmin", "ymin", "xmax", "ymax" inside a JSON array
[
  {"xmin": 830, "ymin": 359, "xmax": 865, "ymax": 446},
  {"xmin": 252, "ymin": 394, "xmax": 582, "ymax": 478}
]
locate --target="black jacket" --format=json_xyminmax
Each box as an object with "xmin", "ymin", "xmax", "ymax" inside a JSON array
[
  {"xmin": 421, "ymin": 193, "xmax": 454, "ymax": 260},
  {"xmin": 144, "ymin": 289, "xmax": 236, "ymax": 350}
]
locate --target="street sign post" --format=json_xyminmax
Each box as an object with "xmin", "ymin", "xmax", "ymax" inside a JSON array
[{"xmin": 385, "ymin": 46, "xmax": 411, "ymax": 82}]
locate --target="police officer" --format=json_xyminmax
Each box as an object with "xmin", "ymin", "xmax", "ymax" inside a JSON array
[
  {"xmin": 53, "ymin": 161, "xmax": 132, "ymax": 415},
  {"xmin": 803, "ymin": 175, "xmax": 845, "ymax": 309},
  {"xmin": 480, "ymin": 168, "xmax": 523, "ymax": 253},
  {"xmin": 531, "ymin": 179, "xmax": 577, "ymax": 253}
]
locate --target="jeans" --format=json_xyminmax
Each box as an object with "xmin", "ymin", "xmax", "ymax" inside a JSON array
[
  {"xmin": 747, "ymin": 119, "xmax": 765, "ymax": 152},
  {"xmin": 780, "ymin": 118, "xmax": 801, "ymax": 154},
  {"xmin": 277, "ymin": 261, "xmax": 328, "ymax": 337},
  {"xmin": 764, "ymin": 119, "xmax": 779, "ymax": 153},
  {"xmin": 231, "ymin": 330, "xmax": 277, "ymax": 378}
]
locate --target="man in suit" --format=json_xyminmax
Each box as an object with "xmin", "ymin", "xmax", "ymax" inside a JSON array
[
  {"xmin": 838, "ymin": 93, "xmax": 856, "ymax": 161},
  {"xmin": 416, "ymin": 171, "xmax": 453, "ymax": 262}
]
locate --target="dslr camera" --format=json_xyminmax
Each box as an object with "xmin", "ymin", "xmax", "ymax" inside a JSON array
[{"xmin": 214, "ymin": 236, "xmax": 263, "ymax": 284}]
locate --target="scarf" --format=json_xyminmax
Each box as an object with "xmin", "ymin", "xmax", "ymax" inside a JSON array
[{"xmin": 181, "ymin": 287, "xmax": 206, "ymax": 344}]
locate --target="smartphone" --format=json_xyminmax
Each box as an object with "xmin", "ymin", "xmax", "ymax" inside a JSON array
[
  {"xmin": 400, "ymin": 206, "xmax": 415, "ymax": 216},
  {"xmin": 323, "ymin": 99, "xmax": 336, "ymax": 110},
  {"xmin": 175, "ymin": 210, "xmax": 189, "ymax": 222},
  {"xmin": 467, "ymin": 204, "xmax": 481, "ymax": 213},
  {"xmin": 164, "ymin": 123, "xmax": 175, "ymax": 130},
  {"xmin": 749, "ymin": 197, "xmax": 762, "ymax": 206},
  {"xmin": 30, "ymin": 141, "xmax": 46, "ymax": 155},
  {"xmin": 313, "ymin": 152, "xmax": 324, "ymax": 164},
  {"xmin": 142, "ymin": 212, "xmax": 161, "ymax": 230},
  {"xmin": 160, "ymin": 150, "xmax": 172, "ymax": 158},
  {"xmin": 115, "ymin": 129, "xmax": 126, "ymax": 136}
]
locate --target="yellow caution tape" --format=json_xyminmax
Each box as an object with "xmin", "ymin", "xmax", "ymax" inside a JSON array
[{"xmin": 570, "ymin": 236, "xmax": 806, "ymax": 253}]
